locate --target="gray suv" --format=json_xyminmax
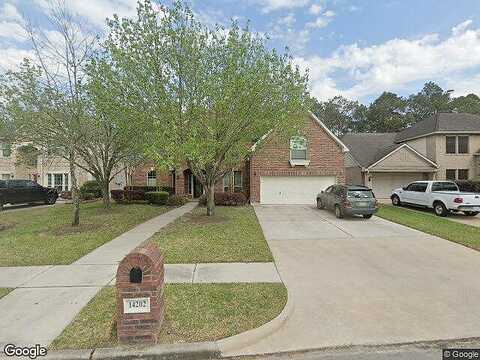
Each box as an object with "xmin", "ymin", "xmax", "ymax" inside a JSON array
[{"xmin": 317, "ymin": 185, "xmax": 378, "ymax": 219}]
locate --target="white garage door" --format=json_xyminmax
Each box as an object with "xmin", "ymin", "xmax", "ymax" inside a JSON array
[
  {"xmin": 260, "ymin": 176, "xmax": 336, "ymax": 205},
  {"xmin": 371, "ymin": 172, "xmax": 424, "ymax": 199}
]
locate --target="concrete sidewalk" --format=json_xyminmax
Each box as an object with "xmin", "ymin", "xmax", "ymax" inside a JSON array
[
  {"xmin": 0, "ymin": 202, "xmax": 197, "ymax": 348},
  {"xmin": 0, "ymin": 262, "xmax": 280, "ymax": 288}
]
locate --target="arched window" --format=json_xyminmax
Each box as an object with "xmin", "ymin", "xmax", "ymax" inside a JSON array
[
  {"xmin": 290, "ymin": 136, "xmax": 308, "ymax": 160},
  {"xmin": 147, "ymin": 170, "xmax": 157, "ymax": 186}
]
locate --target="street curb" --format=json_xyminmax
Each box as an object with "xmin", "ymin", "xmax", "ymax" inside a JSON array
[
  {"xmin": 217, "ymin": 291, "xmax": 294, "ymax": 356},
  {"xmin": 37, "ymin": 342, "xmax": 220, "ymax": 360}
]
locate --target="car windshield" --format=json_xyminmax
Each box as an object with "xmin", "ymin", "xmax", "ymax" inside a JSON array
[{"xmin": 347, "ymin": 190, "xmax": 373, "ymax": 199}]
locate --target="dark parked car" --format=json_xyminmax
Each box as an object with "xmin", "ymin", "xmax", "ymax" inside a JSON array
[
  {"xmin": 0, "ymin": 179, "xmax": 58, "ymax": 209},
  {"xmin": 316, "ymin": 185, "xmax": 378, "ymax": 219}
]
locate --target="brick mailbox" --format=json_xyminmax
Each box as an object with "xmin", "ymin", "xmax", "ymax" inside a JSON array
[{"xmin": 116, "ymin": 242, "xmax": 165, "ymax": 344}]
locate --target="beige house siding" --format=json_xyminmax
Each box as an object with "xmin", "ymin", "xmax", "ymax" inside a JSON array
[
  {"xmin": 405, "ymin": 137, "xmax": 427, "ymax": 155},
  {"xmin": 432, "ymin": 134, "xmax": 480, "ymax": 180},
  {"xmin": 369, "ymin": 146, "xmax": 437, "ymax": 172}
]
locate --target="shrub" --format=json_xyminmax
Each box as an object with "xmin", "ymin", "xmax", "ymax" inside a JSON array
[
  {"xmin": 125, "ymin": 185, "xmax": 159, "ymax": 192},
  {"xmin": 124, "ymin": 190, "xmax": 146, "ymax": 201},
  {"xmin": 166, "ymin": 194, "xmax": 189, "ymax": 206},
  {"xmin": 59, "ymin": 191, "xmax": 72, "ymax": 200},
  {"xmin": 111, "ymin": 189, "xmax": 124, "ymax": 203},
  {"xmin": 80, "ymin": 180, "xmax": 102, "ymax": 199},
  {"xmin": 160, "ymin": 186, "xmax": 175, "ymax": 195},
  {"xmin": 81, "ymin": 192, "xmax": 97, "ymax": 201},
  {"xmin": 145, "ymin": 191, "xmax": 169, "ymax": 205},
  {"xmin": 198, "ymin": 192, "xmax": 247, "ymax": 206},
  {"xmin": 456, "ymin": 180, "xmax": 480, "ymax": 193}
]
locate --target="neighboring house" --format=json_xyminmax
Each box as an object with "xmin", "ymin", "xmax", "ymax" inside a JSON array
[
  {"xmin": 342, "ymin": 112, "xmax": 480, "ymax": 199},
  {"xmin": 131, "ymin": 112, "xmax": 349, "ymax": 205},
  {"xmin": 0, "ymin": 141, "xmax": 125, "ymax": 192}
]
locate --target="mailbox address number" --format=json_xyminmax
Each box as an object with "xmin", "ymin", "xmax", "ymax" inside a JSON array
[{"xmin": 123, "ymin": 297, "xmax": 151, "ymax": 314}]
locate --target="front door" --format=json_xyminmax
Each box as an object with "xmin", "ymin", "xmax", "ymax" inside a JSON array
[{"xmin": 193, "ymin": 176, "xmax": 203, "ymax": 198}]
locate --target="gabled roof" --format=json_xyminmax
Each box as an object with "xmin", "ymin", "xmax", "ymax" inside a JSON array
[
  {"xmin": 367, "ymin": 143, "xmax": 438, "ymax": 170},
  {"xmin": 395, "ymin": 112, "xmax": 480, "ymax": 142},
  {"xmin": 250, "ymin": 111, "xmax": 350, "ymax": 153},
  {"xmin": 341, "ymin": 133, "xmax": 398, "ymax": 168}
]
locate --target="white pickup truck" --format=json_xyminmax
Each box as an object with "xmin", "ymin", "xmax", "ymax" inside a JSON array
[{"xmin": 391, "ymin": 181, "xmax": 480, "ymax": 217}]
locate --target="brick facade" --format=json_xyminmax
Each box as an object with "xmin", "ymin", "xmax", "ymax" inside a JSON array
[
  {"xmin": 130, "ymin": 162, "xmax": 172, "ymax": 187},
  {"xmin": 249, "ymin": 114, "xmax": 346, "ymax": 203},
  {"xmin": 130, "ymin": 114, "xmax": 345, "ymax": 203}
]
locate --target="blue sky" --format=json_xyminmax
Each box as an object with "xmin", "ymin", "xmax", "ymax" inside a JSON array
[{"xmin": 1, "ymin": 0, "xmax": 480, "ymax": 103}]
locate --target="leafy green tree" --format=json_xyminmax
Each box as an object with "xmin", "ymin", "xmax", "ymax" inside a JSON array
[
  {"xmin": 364, "ymin": 92, "xmax": 412, "ymax": 133},
  {"xmin": 450, "ymin": 93, "xmax": 480, "ymax": 114},
  {"xmin": 407, "ymin": 82, "xmax": 453, "ymax": 121},
  {"xmin": 0, "ymin": 0, "xmax": 96, "ymax": 226},
  {"xmin": 104, "ymin": 0, "xmax": 310, "ymax": 215},
  {"xmin": 312, "ymin": 96, "xmax": 367, "ymax": 136}
]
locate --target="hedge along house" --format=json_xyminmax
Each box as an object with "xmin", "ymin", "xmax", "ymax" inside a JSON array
[{"xmin": 130, "ymin": 112, "xmax": 349, "ymax": 205}]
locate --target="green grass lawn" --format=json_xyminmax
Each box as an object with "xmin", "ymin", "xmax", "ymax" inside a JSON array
[
  {"xmin": 150, "ymin": 206, "xmax": 273, "ymax": 263},
  {"xmin": 0, "ymin": 202, "xmax": 170, "ymax": 266},
  {"xmin": 0, "ymin": 288, "xmax": 12, "ymax": 299},
  {"xmin": 377, "ymin": 205, "xmax": 480, "ymax": 251},
  {"xmin": 51, "ymin": 283, "xmax": 287, "ymax": 350}
]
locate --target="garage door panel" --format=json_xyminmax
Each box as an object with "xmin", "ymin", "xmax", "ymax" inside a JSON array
[
  {"xmin": 260, "ymin": 176, "xmax": 335, "ymax": 205},
  {"xmin": 371, "ymin": 173, "xmax": 423, "ymax": 199}
]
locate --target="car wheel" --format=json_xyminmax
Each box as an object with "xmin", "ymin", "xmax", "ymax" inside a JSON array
[
  {"xmin": 391, "ymin": 195, "xmax": 401, "ymax": 206},
  {"xmin": 316, "ymin": 198, "xmax": 324, "ymax": 209},
  {"xmin": 464, "ymin": 211, "xmax": 479, "ymax": 217},
  {"xmin": 363, "ymin": 214, "xmax": 373, "ymax": 219},
  {"xmin": 335, "ymin": 205, "xmax": 344, "ymax": 219},
  {"xmin": 433, "ymin": 202, "xmax": 448, "ymax": 217},
  {"xmin": 45, "ymin": 194, "xmax": 57, "ymax": 205}
]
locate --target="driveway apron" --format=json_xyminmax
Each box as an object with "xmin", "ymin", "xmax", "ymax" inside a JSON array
[{"xmin": 224, "ymin": 205, "xmax": 480, "ymax": 356}]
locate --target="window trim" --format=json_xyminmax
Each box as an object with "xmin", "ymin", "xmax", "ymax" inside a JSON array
[
  {"xmin": 446, "ymin": 135, "xmax": 470, "ymax": 155},
  {"xmin": 46, "ymin": 172, "xmax": 70, "ymax": 192},
  {"xmin": 457, "ymin": 136, "xmax": 469, "ymax": 154},
  {"xmin": 147, "ymin": 170, "xmax": 157, "ymax": 187},
  {"xmin": 289, "ymin": 136, "xmax": 310, "ymax": 167}
]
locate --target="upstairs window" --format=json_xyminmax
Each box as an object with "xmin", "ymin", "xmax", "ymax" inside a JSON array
[
  {"xmin": 458, "ymin": 136, "xmax": 469, "ymax": 154},
  {"xmin": 446, "ymin": 136, "xmax": 469, "ymax": 154},
  {"xmin": 446, "ymin": 136, "xmax": 456, "ymax": 154},
  {"xmin": 290, "ymin": 136, "xmax": 308, "ymax": 160}
]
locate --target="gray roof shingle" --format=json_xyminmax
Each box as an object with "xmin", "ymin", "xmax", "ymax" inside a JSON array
[
  {"xmin": 341, "ymin": 133, "xmax": 398, "ymax": 168},
  {"xmin": 395, "ymin": 112, "xmax": 480, "ymax": 142}
]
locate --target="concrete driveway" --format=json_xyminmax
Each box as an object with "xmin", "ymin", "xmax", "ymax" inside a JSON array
[{"xmin": 228, "ymin": 205, "xmax": 480, "ymax": 356}]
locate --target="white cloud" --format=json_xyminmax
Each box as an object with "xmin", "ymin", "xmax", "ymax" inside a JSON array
[
  {"xmin": 294, "ymin": 20, "xmax": 480, "ymax": 101},
  {"xmin": 452, "ymin": 19, "xmax": 472, "ymax": 36},
  {"xmin": 324, "ymin": 10, "xmax": 335, "ymax": 17},
  {"xmin": 306, "ymin": 16, "xmax": 332, "ymax": 29},
  {"xmin": 254, "ymin": 0, "xmax": 310, "ymax": 13},
  {"xmin": 0, "ymin": 47, "xmax": 33, "ymax": 71},
  {"xmin": 309, "ymin": 4, "xmax": 322, "ymax": 15},
  {"xmin": 0, "ymin": 3, "xmax": 26, "ymax": 42},
  {"xmin": 1, "ymin": 3, "xmax": 23, "ymax": 22},
  {"xmin": 33, "ymin": 0, "xmax": 138, "ymax": 28},
  {"xmin": 0, "ymin": 21, "xmax": 25, "ymax": 41}
]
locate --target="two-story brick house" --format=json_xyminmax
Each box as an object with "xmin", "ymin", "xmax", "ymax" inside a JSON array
[
  {"xmin": 342, "ymin": 112, "xmax": 480, "ymax": 199},
  {"xmin": 131, "ymin": 112, "xmax": 349, "ymax": 205}
]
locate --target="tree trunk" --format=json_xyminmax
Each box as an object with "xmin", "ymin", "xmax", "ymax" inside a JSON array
[
  {"xmin": 69, "ymin": 152, "xmax": 80, "ymax": 227},
  {"xmin": 101, "ymin": 180, "xmax": 111, "ymax": 209},
  {"xmin": 206, "ymin": 184, "xmax": 215, "ymax": 216}
]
